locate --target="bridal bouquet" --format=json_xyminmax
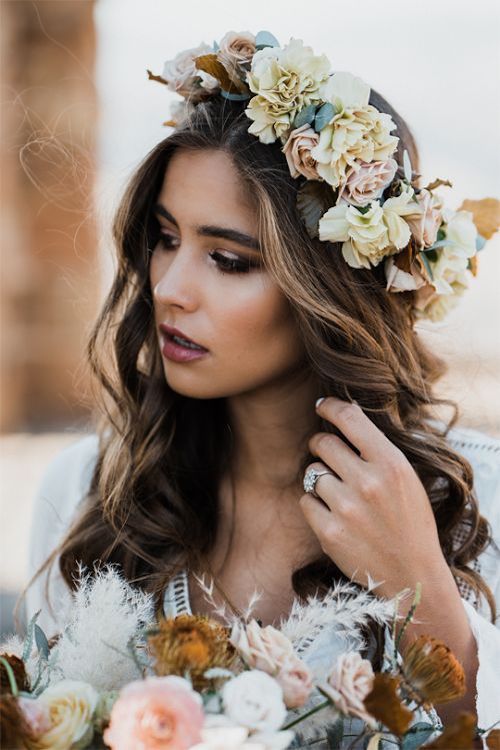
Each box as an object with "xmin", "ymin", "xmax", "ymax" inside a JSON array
[{"xmin": 1, "ymin": 565, "xmax": 497, "ymax": 749}]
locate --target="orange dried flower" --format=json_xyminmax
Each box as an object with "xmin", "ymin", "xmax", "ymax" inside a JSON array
[
  {"xmin": 0, "ymin": 654, "xmax": 29, "ymax": 695},
  {"xmin": 401, "ymin": 634, "xmax": 466, "ymax": 708},
  {"xmin": 486, "ymin": 729, "xmax": 500, "ymax": 750},
  {"xmin": 421, "ymin": 710, "xmax": 476, "ymax": 748},
  {"xmin": 147, "ymin": 613, "xmax": 237, "ymax": 691},
  {"xmin": 363, "ymin": 672, "xmax": 414, "ymax": 736}
]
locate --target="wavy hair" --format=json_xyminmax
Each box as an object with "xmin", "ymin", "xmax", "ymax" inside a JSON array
[{"xmin": 19, "ymin": 90, "xmax": 496, "ymax": 656}]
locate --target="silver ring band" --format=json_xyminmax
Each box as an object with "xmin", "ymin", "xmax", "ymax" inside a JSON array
[{"xmin": 303, "ymin": 466, "xmax": 333, "ymax": 498}]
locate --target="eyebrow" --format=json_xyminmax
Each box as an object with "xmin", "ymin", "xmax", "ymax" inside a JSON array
[{"xmin": 152, "ymin": 203, "xmax": 261, "ymax": 252}]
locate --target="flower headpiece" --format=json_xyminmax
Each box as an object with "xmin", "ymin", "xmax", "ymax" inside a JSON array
[{"xmin": 147, "ymin": 30, "xmax": 500, "ymax": 321}]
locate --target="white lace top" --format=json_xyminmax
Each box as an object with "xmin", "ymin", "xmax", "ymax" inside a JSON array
[{"xmin": 25, "ymin": 425, "xmax": 500, "ymax": 746}]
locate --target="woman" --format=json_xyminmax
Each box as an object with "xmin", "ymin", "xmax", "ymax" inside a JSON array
[{"xmin": 21, "ymin": 32, "xmax": 500, "ymax": 746}]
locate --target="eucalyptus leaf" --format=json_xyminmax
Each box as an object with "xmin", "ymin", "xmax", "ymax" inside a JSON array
[
  {"xmin": 34, "ymin": 624, "xmax": 50, "ymax": 659},
  {"xmin": 293, "ymin": 104, "xmax": 317, "ymax": 129},
  {"xmin": 476, "ymin": 233, "xmax": 487, "ymax": 251},
  {"xmin": 357, "ymin": 204, "xmax": 372, "ymax": 215},
  {"xmin": 220, "ymin": 89, "xmax": 251, "ymax": 102},
  {"xmin": 437, "ymin": 227, "xmax": 446, "ymax": 241},
  {"xmin": 403, "ymin": 149, "xmax": 413, "ymax": 183},
  {"xmin": 425, "ymin": 238, "xmax": 460, "ymax": 252},
  {"xmin": 255, "ymin": 30, "xmax": 280, "ymax": 49},
  {"xmin": 401, "ymin": 722, "xmax": 435, "ymax": 750},
  {"xmin": 419, "ymin": 252, "xmax": 434, "ymax": 280},
  {"xmin": 22, "ymin": 609, "xmax": 41, "ymax": 661},
  {"xmin": 212, "ymin": 40, "xmax": 219, "ymax": 52},
  {"xmin": 314, "ymin": 101, "xmax": 336, "ymax": 132}
]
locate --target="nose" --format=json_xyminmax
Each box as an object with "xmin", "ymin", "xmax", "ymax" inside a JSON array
[{"xmin": 151, "ymin": 244, "xmax": 198, "ymax": 311}]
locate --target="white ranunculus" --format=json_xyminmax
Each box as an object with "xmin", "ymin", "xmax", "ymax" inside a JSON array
[
  {"xmin": 318, "ymin": 71, "xmax": 370, "ymax": 109},
  {"xmin": 245, "ymin": 38, "xmax": 331, "ymax": 143},
  {"xmin": 30, "ymin": 680, "xmax": 98, "ymax": 750},
  {"xmin": 222, "ymin": 670, "xmax": 287, "ymax": 733}
]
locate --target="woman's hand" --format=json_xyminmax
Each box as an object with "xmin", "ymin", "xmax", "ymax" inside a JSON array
[
  {"xmin": 300, "ymin": 397, "xmax": 482, "ymax": 725},
  {"xmin": 300, "ymin": 396, "xmax": 449, "ymax": 599}
]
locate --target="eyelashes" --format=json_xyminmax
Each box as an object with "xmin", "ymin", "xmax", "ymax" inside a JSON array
[{"xmin": 147, "ymin": 222, "xmax": 260, "ymax": 275}]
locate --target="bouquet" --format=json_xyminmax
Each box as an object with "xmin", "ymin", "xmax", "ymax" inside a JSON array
[{"xmin": 1, "ymin": 565, "xmax": 498, "ymax": 749}]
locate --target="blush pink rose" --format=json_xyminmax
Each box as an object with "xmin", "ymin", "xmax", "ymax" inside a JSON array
[
  {"xmin": 405, "ymin": 188, "xmax": 443, "ymax": 249},
  {"xmin": 338, "ymin": 159, "xmax": 398, "ymax": 207},
  {"xmin": 17, "ymin": 696, "xmax": 51, "ymax": 737},
  {"xmin": 230, "ymin": 619, "xmax": 294, "ymax": 674},
  {"xmin": 282, "ymin": 124, "xmax": 321, "ymax": 180},
  {"xmin": 275, "ymin": 654, "xmax": 314, "ymax": 709},
  {"xmin": 322, "ymin": 651, "xmax": 377, "ymax": 728},
  {"xmin": 103, "ymin": 676, "xmax": 204, "ymax": 750}
]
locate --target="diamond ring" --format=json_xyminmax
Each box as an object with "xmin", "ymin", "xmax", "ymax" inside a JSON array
[{"xmin": 303, "ymin": 466, "xmax": 333, "ymax": 499}]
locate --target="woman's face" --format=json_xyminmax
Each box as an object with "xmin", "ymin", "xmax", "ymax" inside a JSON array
[{"xmin": 149, "ymin": 148, "xmax": 306, "ymax": 399}]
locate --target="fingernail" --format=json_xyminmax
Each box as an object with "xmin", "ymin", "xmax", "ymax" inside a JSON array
[{"xmin": 315, "ymin": 397, "xmax": 326, "ymax": 409}]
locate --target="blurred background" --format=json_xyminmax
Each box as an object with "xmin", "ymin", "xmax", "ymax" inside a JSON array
[{"xmin": 1, "ymin": 0, "xmax": 499, "ymax": 640}]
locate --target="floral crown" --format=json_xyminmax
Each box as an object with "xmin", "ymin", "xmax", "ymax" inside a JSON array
[{"xmin": 147, "ymin": 30, "xmax": 500, "ymax": 322}]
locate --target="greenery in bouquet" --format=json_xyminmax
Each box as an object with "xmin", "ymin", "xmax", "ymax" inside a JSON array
[{"xmin": 1, "ymin": 565, "xmax": 499, "ymax": 749}]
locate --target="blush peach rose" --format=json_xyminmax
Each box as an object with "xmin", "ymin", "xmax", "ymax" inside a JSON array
[
  {"xmin": 275, "ymin": 654, "xmax": 314, "ymax": 708},
  {"xmin": 405, "ymin": 188, "xmax": 443, "ymax": 249},
  {"xmin": 282, "ymin": 124, "xmax": 321, "ymax": 180},
  {"xmin": 321, "ymin": 651, "xmax": 376, "ymax": 728},
  {"xmin": 217, "ymin": 31, "xmax": 256, "ymax": 85},
  {"xmin": 103, "ymin": 675, "xmax": 204, "ymax": 750},
  {"xmin": 337, "ymin": 159, "xmax": 398, "ymax": 207}
]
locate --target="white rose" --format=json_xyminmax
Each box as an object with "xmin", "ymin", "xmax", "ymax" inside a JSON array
[
  {"xmin": 222, "ymin": 670, "xmax": 287, "ymax": 733},
  {"xmin": 29, "ymin": 680, "xmax": 98, "ymax": 750},
  {"xmin": 162, "ymin": 43, "xmax": 219, "ymax": 99},
  {"xmin": 426, "ymin": 209, "xmax": 477, "ymax": 295},
  {"xmin": 195, "ymin": 714, "xmax": 294, "ymax": 750},
  {"xmin": 415, "ymin": 272, "xmax": 469, "ymax": 322}
]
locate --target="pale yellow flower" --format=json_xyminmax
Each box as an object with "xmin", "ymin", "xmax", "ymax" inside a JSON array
[
  {"xmin": 245, "ymin": 38, "xmax": 331, "ymax": 144},
  {"xmin": 25, "ymin": 680, "xmax": 98, "ymax": 750},
  {"xmin": 310, "ymin": 72, "xmax": 399, "ymax": 188}
]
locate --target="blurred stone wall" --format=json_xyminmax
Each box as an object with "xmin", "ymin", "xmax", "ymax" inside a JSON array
[{"xmin": 0, "ymin": 0, "xmax": 99, "ymax": 432}]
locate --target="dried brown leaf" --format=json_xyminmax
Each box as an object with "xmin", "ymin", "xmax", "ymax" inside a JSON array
[
  {"xmin": 458, "ymin": 198, "xmax": 500, "ymax": 240},
  {"xmin": 194, "ymin": 54, "xmax": 246, "ymax": 94},
  {"xmin": 146, "ymin": 68, "xmax": 169, "ymax": 85},
  {"xmin": 486, "ymin": 728, "xmax": 500, "ymax": 750},
  {"xmin": 363, "ymin": 673, "xmax": 413, "ymax": 736},
  {"xmin": 421, "ymin": 711, "xmax": 476, "ymax": 748},
  {"xmin": 422, "ymin": 178, "xmax": 453, "ymax": 192}
]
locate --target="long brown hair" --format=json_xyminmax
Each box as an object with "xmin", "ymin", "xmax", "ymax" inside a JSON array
[{"xmin": 18, "ymin": 88, "xmax": 496, "ymax": 647}]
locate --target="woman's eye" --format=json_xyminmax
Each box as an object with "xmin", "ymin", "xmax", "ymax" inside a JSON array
[{"xmin": 150, "ymin": 229, "xmax": 259, "ymax": 275}]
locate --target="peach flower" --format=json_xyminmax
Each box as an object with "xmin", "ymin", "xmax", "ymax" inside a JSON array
[
  {"xmin": 103, "ymin": 675, "xmax": 204, "ymax": 750},
  {"xmin": 281, "ymin": 124, "xmax": 321, "ymax": 180},
  {"xmin": 338, "ymin": 159, "xmax": 398, "ymax": 207},
  {"xmin": 162, "ymin": 44, "xmax": 219, "ymax": 100},
  {"xmin": 321, "ymin": 651, "xmax": 377, "ymax": 728},
  {"xmin": 405, "ymin": 188, "xmax": 443, "ymax": 249},
  {"xmin": 230, "ymin": 619, "xmax": 294, "ymax": 674},
  {"xmin": 17, "ymin": 697, "xmax": 51, "ymax": 738},
  {"xmin": 217, "ymin": 31, "xmax": 256, "ymax": 85},
  {"xmin": 275, "ymin": 654, "xmax": 313, "ymax": 709}
]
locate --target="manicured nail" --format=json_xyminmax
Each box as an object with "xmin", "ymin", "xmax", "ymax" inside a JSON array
[{"xmin": 315, "ymin": 397, "xmax": 326, "ymax": 409}]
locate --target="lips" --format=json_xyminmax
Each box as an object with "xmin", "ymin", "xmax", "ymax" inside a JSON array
[{"xmin": 159, "ymin": 324, "xmax": 208, "ymax": 351}]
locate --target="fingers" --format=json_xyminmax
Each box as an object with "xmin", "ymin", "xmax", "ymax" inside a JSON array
[
  {"xmin": 314, "ymin": 397, "xmax": 397, "ymax": 464},
  {"xmin": 308, "ymin": 432, "xmax": 363, "ymax": 482}
]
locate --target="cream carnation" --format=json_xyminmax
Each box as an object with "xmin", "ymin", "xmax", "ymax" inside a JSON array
[
  {"xmin": 162, "ymin": 43, "xmax": 219, "ymax": 100},
  {"xmin": 318, "ymin": 201, "xmax": 394, "ymax": 269},
  {"xmin": 222, "ymin": 670, "xmax": 287, "ymax": 733},
  {"xmin": 217, "ymin": 31, "xmax": 256, "ymax": 85},
  {"xmin": 310, "ymin": 72, "xmax": 399, "ymax": 188},
  {"xmin": 245, "ymin": 38, "xmax": 331, "ymax": 144},
  {"xmin": 26, "ymin": 680, "xmax": 98, "ymax": 750},
  {"xmin": 428, "ymin": 209, "xmax": 477, "ymax": 294},
  {"xmin": 321, "ymin": 651, "xmax": 376, "ymax": 728},
  {"xmin": 338, "ymin": 158, "xmax": 398, "ymax": 207}
]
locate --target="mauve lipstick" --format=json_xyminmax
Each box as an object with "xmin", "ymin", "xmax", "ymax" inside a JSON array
[{"xmin": 159, "ymin": 324, "xmax": 209, "ymax": 363}]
